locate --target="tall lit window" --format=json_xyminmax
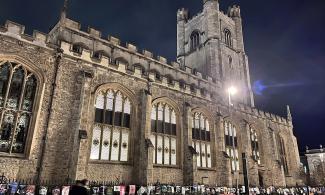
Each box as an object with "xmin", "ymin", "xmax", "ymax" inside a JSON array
[
  {"xmin": 90, "ymin": 90, "xmax": 131, "ymax": 162},
  {"xmin": 250, "ymin": 128, "xmax": 260, "ymax": 164},
  {"xmin": 224, "ymin": 121, "xmax": 239, "ymax": 171},
  {"xmin": 150, "ymin": 102, "xmax": 177, "ymax": 165},
  {"xmin": 192, "ymin": 112, "xmax": 211, "ymax": 168},
  {"xmin": 0, "ymin": 61, "xmax": 37, "ymax": 154},
  {"xmin": 224, "ymin": 29, "xmax": 232, "ymax": 47},
  {"xmin": 190, "ymin": 31, "xmax": 200, "ymax": 50},
  {"xmin": 277, "ymin": 136, "xmax": 289, "ymax": 175}
]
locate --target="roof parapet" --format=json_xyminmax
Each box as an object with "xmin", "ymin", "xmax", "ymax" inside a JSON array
[{"xmin": 88, "ymin": 27, "xmax": 102, "ymax": 38}]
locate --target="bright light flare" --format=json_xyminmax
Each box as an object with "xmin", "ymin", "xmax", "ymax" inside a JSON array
[{"xmin": 228, "ymin": 86, "xmax": 237, "ymax": 95}]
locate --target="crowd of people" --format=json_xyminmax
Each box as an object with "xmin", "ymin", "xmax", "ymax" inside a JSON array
[{"xmin": 0, "ymin": 179, "xmax": 324, "ymax": 195}]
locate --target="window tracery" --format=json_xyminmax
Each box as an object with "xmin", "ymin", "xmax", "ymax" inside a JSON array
[
  {"xmin": 150, "ymin": 102, "xmax": 177, "ymax": 165},
  {"xmin": 224, "ymin": 121, "xmax": 239, "ymax": 171},
  {"xmin": 250, "ymin": 128, "xmax": 260, "ymax": 164},
  {"xmin": 0, "ymin": 61, "xmax": 37, "ymax": 154},
  {"xmin": 192, "ymin": 112, "xmax": 212, "ymax": 168},
  {"xmin": 90, "ymin": 89, "xmax": 131, "ymax": 162}
]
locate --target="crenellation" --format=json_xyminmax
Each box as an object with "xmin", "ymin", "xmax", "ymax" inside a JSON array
[
  {"xmin": 157, "ymin": 56, "xmax": 167, "ymax": 64},
  {"xmin": 185, "ymin": 11, "xmax": 203, "ymax": 24},
  {"xmin": 127, "ymin": 43, "xmax": 137, "ymax": 53},
  {"xmin": 5, "ymin": 20, "xmax": 25, "ymax": 35},
  {"xmin": 109, "ymin": 36, "xmax": 121, "ymax": 45},
  {"xmin": 87, "ymin": 27, "xmax": 102, "ymax": 38},
  {"xmin": 33, "ymin": 30, "xmax": 47, "ymax": 43},
  {"xmin": 185, "ymin": 66, "xmax": 192, "ymax": 74},
  {"xmin": 64, "ymin": 18, "xmax": 81, "ymax": 30},
  {"xmin": 142, "ymin": 49, "xmax": 153, "ymax": 58}
]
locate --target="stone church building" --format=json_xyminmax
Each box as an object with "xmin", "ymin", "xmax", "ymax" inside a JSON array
[{"xmin": 0, "ymin": 0, "xmax": 301, "ymax": 187}]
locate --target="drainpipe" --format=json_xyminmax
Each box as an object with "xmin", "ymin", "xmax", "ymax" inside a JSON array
[{"xmin": 36, "ymin": 48, "xmax": 63, "ymax": 184}]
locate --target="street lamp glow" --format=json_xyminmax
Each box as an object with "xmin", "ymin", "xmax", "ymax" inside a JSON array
[{"xmin": 228, "ymin": 86, "xmax": 237, "ymax": 95}]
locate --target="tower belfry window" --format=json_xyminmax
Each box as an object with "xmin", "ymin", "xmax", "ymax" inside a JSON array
[
  {"xmin": 224, "ymin": 29, "xmax": 232, "ymax": 47},
  {"xmin": 190, "ymin": 31, "xmax": 200, "ymax": 50}
]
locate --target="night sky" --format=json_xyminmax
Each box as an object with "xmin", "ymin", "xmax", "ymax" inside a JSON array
[{"xmin": 0, "ymin": 0, "xmax": 324, "ymax": 151}]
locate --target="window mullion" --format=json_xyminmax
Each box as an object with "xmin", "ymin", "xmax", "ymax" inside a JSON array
[
  {"xmin": 0, "ymin": 65, "xmax": 14, "ymax": 129},
  {"xmin": 8, "ymin": 113, "xmax": 20, "ymax": 154},
  {"xmin": 17, "ymin": 72, "xmax": 27, "ymax": 111},
  {"xmin": 98, "ymin": 93, "xmax": 107, "ymax": 160},
  {"xmin": 8, "ymin": 71, "xmax": 27, "ymax": 154},
  {"xmin": 118, "ymin": 97, "xmax": 125, "ymax": 161},
  {"xmin": 155, "ymin": 105, "xmax": 158, "ymax": 164},
  {"xmin": 108, "ymin": 92, "xmax": 116, "ymax": 161}
]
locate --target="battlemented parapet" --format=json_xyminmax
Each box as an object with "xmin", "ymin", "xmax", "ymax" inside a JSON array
[
  {"xmin": 0, "ymin": 20, "xmax": 49, "ymax": 48},
  {"xmin": 0, "ymin": 19, "xmax": 291, "ymax": 127}
]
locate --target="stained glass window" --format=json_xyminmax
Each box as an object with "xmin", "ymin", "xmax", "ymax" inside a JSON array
[
  {"xmin": 250, "ymin": 128, "xmax": 260, "ymax": 164},
  {"xmin": 0, "ymin": 61, "xmax": 38, "ymax": 154},
  {"xmin": 90, "ymin": 89, "xmax": 132, "ymax": 162},
  {"xmin": 224, "ymin": 121, "xmax": 239, "ymax": 171},
  {"xmin": 151, "ymin": 102, "xmax": 177, "ymax": 165},
  {"xmin": 192, "ymin": 112, "xmax": 211, "ymax": 168}
]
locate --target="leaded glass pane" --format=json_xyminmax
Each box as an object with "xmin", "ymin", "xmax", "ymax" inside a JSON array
[
  {"xmin": 106, "ymin": 90, "xmax": 114, "ymax": 110},
  {"xmin": 163, "ymin": 136, "xmax": 170, "ymax": 165},
  {"xmin": 90, "ymin": 125, "xmax": 101, "ymax": 160},
  {"xmin": 12, "ymin": 114, "xmax": 30, "ymax": 153},
  {"xmin": 201, "ymin": 143, "xmax": 206, "ymax": 168},
  {"xmin": 156, "ymin": 135, "xmax": 163, "ymax": 164},
  {"xmin": 207, "ymin": 144, "xmax": 211, "ymax": 168},
  {"xmin": 0, "ymin": 112, "xmax": 15, "ymax": 152},
  {"xmin": 110, "ymin": 129, "xmax": 120, "ymax": 161},
  {"xmin": 225, "ymin": 122, "xmax": 229, "ymax": 135},
  {"xmin": 157, "ymin": 104, "xmax": 163, "ymax": 133},
  {"xmin": 0, "ymin": 63, "xmax": 10, "ymax": 107},
  {"xmin": 115, "ymin": 92, "xmax": 123, "ymax": 112},
  {"xmin": 196, "ymin": 141, "xmax": 200, "ymax": 166},
  {"xmin": 120, "ymin": 129, "xmax": 129, "ymax": 161},
  {"xmin": 171, "ymin": 137, "xmax": 176, "ymax": 165},
  {"xmin": 22, "ymin": 75, "xmax": 37, "ymax": 111},
  {"xmin": 200, "ymin": 115, "xmax": 204, "ymax": 130},
  {"xmin": 124, "ymin": 98, "xmax": 131, "ymax": 114},
  {"xmin": 206, "ymin": 120, "xmax": 210, "ymax": 132},
  {"xmin": 194, "ymin": 114, "xmax": 199, "ymax": 129},
  {"xmin": 100, "ymin": 126, "xmax": 111, "ymax": 160},
  {"xmin": 164, "ymin": 106, "xmax": 170, "ymax": 123},
  {"xmin": 171, "ymin": 110, "xmax": 176, "ymax": 135},
  {"xmin": 95, "ymin": 93, "xmax": 105, "ymax": 109},
  {"xmin": 95, "ymin": 93, "xmax": 105, "ymax": 123},
  {"xmin": 123, "ymin": 99, "xmax": 131, "ymax": 128},
  {"xmin": 7, "ymin": 67, "xmax": 25, "ymax": 110},
  {"xmin": 164, "ymin": 107, "xmax": 171, "ymax": 134},
  {"xmin": 151, "ymin": 105, "xmax": 157, "ymax": 132}
]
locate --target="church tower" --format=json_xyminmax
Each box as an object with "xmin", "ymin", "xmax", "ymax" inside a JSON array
[{"xmin": 177, "ymin": 0, "xmax": 255, "ymax": 106}]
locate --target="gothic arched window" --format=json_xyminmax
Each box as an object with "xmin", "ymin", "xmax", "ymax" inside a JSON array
[
  {"xmin": 224, "ymin": 29, "xmax": 232, "ymax": 47},
  {"xmin": 192, "ymin": 112, "xmax": 211, "ymax": 168},
  {"xmin": 150, "ymin": 102, "xmax": 177, "ymax": 165},
  {"xmin": 277, "ymin": 136, "xmax": 289, "ymax": 175},
  {"xmin": 90, "ymin": 89, "xmax": 132, "ymax": 162},
  {"xmin": 224, "ymin": 121, "xmax": 239, "ymax": 171},
  {"xmin": 190, "ymin": 31, "xmax": 200, "ymax": 50},
  {"xmin": 250, "ymin": 128, "xmax": 260, "ymax": 164},
  {"xmin": 0, "ymin": 61, "xmax": 38, "ymax": 154}
]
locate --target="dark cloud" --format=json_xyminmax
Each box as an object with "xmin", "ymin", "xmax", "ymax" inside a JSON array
[{"xmin": 0, "ymin": 0, "xmax": 324, "ymax": 150}]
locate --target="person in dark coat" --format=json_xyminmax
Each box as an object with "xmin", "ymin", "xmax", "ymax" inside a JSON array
[{"xmin": 69, "ymin": 179, "xmax": 89, "ymax": 195}]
